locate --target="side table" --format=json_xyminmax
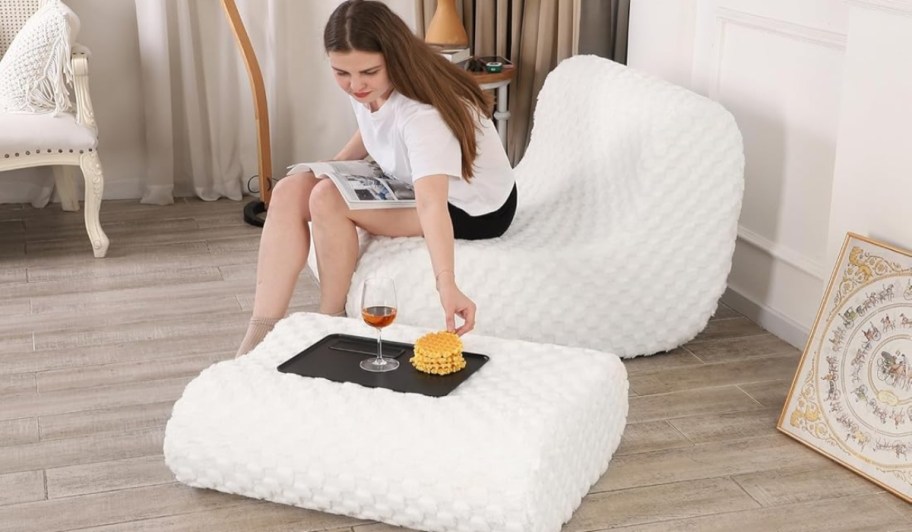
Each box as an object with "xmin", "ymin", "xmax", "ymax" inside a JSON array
[{"xmin": 468, "ymin": 66, "xmax": 515, "ymax": 148}]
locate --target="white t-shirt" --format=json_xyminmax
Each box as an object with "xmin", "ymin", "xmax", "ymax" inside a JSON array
[{"xmin": 351, "ymin": 91, "xmax": 514, "ymax": 216}]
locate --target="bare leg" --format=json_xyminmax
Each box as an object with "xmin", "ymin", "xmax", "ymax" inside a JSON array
[
  {"xmin": 237, "ymin": 171, "xmax": 317, "ymax": 357},
  {"xmin": 309, "ymin": 181, "xmax": 424, "ymax": 314},
  {"xmin": 309, "ymin": 180, "xmax": 360, "ymax": 314},
  {"xmin": 240, "ymin": 174, "xmax": 425, "ymax": 357},
  {"xmin": 250, "ymin": 171, "xmax": 318, "ymax": 318}
]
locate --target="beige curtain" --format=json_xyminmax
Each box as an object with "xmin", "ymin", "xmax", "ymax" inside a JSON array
[
  {"xmin": 578, "ymin": 0, "xmax": 629, "ymax": 63},
  {"xmin": 133, "ymin": 0, "xmax": 356, "ymax": 204},
  {"xmin": 417, "ymin": 0, "xmax": 580, "ymax": 164}
]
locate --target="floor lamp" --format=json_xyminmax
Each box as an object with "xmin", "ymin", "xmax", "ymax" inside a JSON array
[{"xmin": 221, "ymin": 0, "xmax": 272, "ymax": 227}]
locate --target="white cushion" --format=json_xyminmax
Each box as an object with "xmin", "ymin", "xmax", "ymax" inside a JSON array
[
  {"xmin": 0, "ymin": 110, "xmax": 95, "ymax": 154},
  {"xmin": 309, "ymin": 56, "xmax": 745, "ymax": 359},
  {"xmin": 164, "ymin": 313, "xmax": 629, "ymax": 532},
  {"xmin": 0, "ymin": 0, "xmax": 80, "ymax": 114}
]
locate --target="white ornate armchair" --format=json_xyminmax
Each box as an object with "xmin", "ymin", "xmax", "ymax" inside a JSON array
[
  {"xmin": 310, "ymin": 56, "xmax": 745, "ymax": 358},
  {"xmin": 0, "ymin": 0, "xmax": 108, "ymax": 257}
]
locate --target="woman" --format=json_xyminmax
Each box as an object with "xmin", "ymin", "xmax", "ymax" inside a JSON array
[{"xmin": 237, "ymin": 0, "xmax": 516, "ymax": 357}]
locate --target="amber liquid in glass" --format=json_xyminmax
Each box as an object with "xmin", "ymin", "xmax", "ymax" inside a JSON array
[{"xmin": 362, "ymin": 306, "xmax": 397, "ymax": 328}]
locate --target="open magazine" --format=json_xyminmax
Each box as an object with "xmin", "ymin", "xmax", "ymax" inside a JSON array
[{"xmin": 287, "ymin": 160, "xmax": 416, "ymax": 210}]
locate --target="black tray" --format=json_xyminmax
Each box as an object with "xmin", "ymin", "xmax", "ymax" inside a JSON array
[{"xmin": 277, "ymin": 333, "xmax": 489, "ymax": 397}]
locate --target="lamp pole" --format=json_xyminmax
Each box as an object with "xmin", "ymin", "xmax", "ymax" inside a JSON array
[{"xmin": 220, "ymin": 0, "xmax": 272, "ymax": 227}]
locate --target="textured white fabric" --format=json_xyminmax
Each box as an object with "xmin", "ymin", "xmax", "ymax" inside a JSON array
[
  {"xmin": 0, "ymin": 0, "xmax": 79, "ymax": 114},
  {"xmin": 309, "ymin": 56, "xmax": 745, "ymax": 359},
  {"xmin": 352, "ymin": 91, "xmax": 514, "ymax": 216},
  {"xmin": 164, "ymin": 312, "xmax": 629, "ymax": 532},
  {"xmin": 0, "ymin": 110, "xmax": 95, "ymax": 152}
]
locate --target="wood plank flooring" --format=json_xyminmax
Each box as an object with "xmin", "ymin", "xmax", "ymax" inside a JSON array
[{"xmin": 0, "ymin": 198, "xmax": 909, "ymax": 532}]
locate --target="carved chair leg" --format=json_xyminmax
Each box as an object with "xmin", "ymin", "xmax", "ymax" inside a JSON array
[
  {"xmin": 79, "ymin": 151, "xmax": 109, "ymax": 258},
  {"xmin": 52, "ymin": 165, "xmax": 81, "ymax": 212}
]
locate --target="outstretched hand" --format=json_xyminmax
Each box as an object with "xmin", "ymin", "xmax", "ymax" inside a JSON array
[{"xmin": 437, "ymin": 280, "xmax": 476, "ymax": 336}]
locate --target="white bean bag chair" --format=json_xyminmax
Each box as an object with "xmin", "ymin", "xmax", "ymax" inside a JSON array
[{"xmin": 310, "ymin": 55, "xmax": 744, "ymax": 358}]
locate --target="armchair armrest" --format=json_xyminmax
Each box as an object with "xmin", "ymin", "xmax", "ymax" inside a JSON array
[
  {"xmin": 70, "ymin": 47, "xmax": 97, "ymax": 132},
  {"xmin": 72, "ymin": 43, "xmax": 91, "ymax": 56}
]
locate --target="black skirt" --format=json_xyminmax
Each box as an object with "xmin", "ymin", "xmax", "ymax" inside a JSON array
[{"xmin": 448, "ymin": 184, "xmax": 517, "ymax": 240}]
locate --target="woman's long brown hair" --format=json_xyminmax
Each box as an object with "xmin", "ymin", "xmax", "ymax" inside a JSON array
[{"xmin": 324, "ymin": 0, "xmax": 492, "ymax": 180}]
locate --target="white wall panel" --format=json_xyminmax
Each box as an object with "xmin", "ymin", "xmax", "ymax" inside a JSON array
[
  {"xmin": 630, "ymin": 0, "xmax": 850, "ymax": 346},
  {"xmin": 713, "ymin": 19, "xmax": 844, "ymax": 275},
  {"xmin": 712, "ymin": 0, "xmax": 848, "ymax": 33},
  {"xmin": 627, "ymin": 0, "xmax": 697, "ymax": 88},
  {"xmin": 827, "ymin": 4, "xmax": 912, "ymax": 265}
]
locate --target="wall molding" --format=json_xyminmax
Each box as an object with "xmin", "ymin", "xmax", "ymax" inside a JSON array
[
  {"xmin": 716, "ymin": 7, "xmax": 847, "ymax": 49},
  {"xmin": 705, "ymin": 6, "xmax": 847, "ymax": 99},
  {"xmin": 846, "ymin": 0, "xmax": 912, "ymax": 16},
  {"xmin": 721, "ymin": 286, "xmax": 810, "ymax": 350},
  {"xmin": 737, "ymin": 225, "xmax": 826, "ymax": 280}
]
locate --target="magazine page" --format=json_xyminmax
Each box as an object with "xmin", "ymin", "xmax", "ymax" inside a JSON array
[
  {"xmin": 287, "ymin": 160, "xmax": 379, "ymax": 181},
  {"xmin": 286, "ymin": 160, "xmax": 415, "ymax": 210}
]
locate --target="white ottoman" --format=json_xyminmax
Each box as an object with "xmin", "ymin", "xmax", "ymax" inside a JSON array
[{"xmin": 164, "ymin": 313, "xmax": 629, "ymax": 532}]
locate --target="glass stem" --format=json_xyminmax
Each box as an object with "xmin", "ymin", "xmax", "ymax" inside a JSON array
[{"xmin": 376, "ymin": 327, "xmax": 383, "ymax": 363}]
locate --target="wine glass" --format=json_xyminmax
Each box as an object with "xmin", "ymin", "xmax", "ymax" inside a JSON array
[{"xmin": 359, "ymin": 277, "xmax": 399, "ymax": 372}]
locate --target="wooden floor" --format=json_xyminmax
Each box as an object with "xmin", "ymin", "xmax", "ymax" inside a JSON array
[{"xmin": 0, "ymin": 198, "xmax": 909, "ymax": 532}]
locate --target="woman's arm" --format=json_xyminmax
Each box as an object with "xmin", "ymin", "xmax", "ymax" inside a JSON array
[
  {"xmin": 413, "ymin": 174, "xmax": 476, "ymax": 335},
  {"xmin": 332, "ymin": 129, "xmax": 369, "ymax": 161}
]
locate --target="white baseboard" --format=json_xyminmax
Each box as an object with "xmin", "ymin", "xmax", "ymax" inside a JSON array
[{"xmin": 721, "ymin": 286, "xmax": 810, "ymax": 350}]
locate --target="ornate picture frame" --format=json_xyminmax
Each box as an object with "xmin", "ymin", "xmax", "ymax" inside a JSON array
[{"xmin": 778, "ymin": 232, "xmax": 912, "ymax": 502}]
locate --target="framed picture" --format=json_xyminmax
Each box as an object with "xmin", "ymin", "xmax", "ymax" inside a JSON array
[{"xmin": 779, "ymin": 232, "xmax": 912, "ymax": 502}]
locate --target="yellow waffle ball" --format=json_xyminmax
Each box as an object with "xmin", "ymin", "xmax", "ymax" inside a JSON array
[{"xmin": 411, "ymin": 331, "xmax": 466, "ymax": 375}]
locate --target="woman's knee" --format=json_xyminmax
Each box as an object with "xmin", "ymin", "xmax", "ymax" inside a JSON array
[
  {"xmin": 309, "ymin": 179, "xmax": 346, "ymax": 220},
  {"xmin": 270, "ymin": 172, "xmax": 316, "ymax": 219}
]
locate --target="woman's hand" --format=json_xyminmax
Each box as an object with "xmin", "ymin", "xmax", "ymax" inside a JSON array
[{"xmin": 437, "ymin": 274, "xmax": 476, "ymax": 335}]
